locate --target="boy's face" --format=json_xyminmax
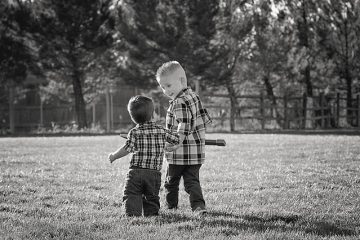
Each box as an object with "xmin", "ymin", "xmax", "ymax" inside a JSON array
[{"xmin": 158, "ymin": 70, "xmax": 186, "ymax": 99}]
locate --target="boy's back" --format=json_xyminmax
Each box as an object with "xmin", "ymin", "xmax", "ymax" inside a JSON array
[{"xmin": 125, "ymin": 122, "xmax": 179, "ymax": 170}]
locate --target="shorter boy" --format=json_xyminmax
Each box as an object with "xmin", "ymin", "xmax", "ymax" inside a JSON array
[{"xmin": 108, "ymin": 95, "xmax": 180, "ymax": 217}]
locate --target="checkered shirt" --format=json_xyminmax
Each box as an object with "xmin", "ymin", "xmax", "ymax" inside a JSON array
[
  {"xmin": 165, "ymin": 87, "xmax": 212, "ymax": 165},
  {"xmin": 123, "ymin": 122, "xmax": 180, "ymax": 171}
]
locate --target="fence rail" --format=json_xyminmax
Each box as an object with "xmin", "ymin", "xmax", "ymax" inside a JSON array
[
  {"xmin": 203, "ymin": 92, "xmax": 360, "ymax": 131},
  {"xmin": 2, "ymin": 89, "xmax": 360, "ymax": 133}
]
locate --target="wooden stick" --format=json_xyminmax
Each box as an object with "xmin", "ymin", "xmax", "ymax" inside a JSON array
[{"xmin": 120, "ymin": 135, "xmax": 226, "ymax": 146}]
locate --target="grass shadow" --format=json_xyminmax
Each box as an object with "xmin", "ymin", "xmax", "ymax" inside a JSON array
[
  {"xmin": 208, "ymin": 211, "xmax": 299, "ymax": 224},
  {"xmin": 303, "ymin": 222, "xmax": 357, "ymax": 237},
  {"xmin": 158, "ymin": 210, "xmax": 357, "ymax": 237}
]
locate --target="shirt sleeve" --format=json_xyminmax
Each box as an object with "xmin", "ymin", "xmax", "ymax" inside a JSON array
[
  {"xmin": 123, "ymin": 129, "xmax": 137, "ymax": 153},
  {"xmin": 173, "ymin": 99, "xmax": 193, "ymax": 135},
  {"xmin": 165, "ymin": 129, "xmax": 180, "ymax": 145},
  {"xmin": 200, "ymin": 108, "xmax": 212, "ymax": 126}
]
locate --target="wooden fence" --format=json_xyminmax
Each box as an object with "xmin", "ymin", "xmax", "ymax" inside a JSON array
[
  {"xmin": 2, "ymin": 88, "xmax": 360, "ymax": 133},
  {"xmin": 203, "ymin": 92, "xmax": 360, "ymax": 131},
  {"xmin": 1, "ymin": 86, "xmax": 138, "ymax": 133}
]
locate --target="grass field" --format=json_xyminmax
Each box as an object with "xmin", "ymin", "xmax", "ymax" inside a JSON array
[{"xmin": 1, "ymin": 134, "xmax": 359, "ymax": 239}]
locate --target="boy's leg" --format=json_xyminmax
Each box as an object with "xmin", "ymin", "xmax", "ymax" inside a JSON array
[
  {"xmin": 142, "ymin": 170, "xmax": 161, "ymax": 217},
  {"xmin": 182, "ymin": 164, "xmax": 206, "ymax": 211},
  {"xmin": 123, "ymin": 169, "xmax": 143, "ymax": 216},
  {"xmin": 164, "ymin": 164, "xmax": 185, "ymax": 209}
]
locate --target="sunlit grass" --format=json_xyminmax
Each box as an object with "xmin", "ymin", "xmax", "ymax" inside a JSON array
[{"xmin": 1, "ymin": 134, "xmax": 359, "ymax": 239}]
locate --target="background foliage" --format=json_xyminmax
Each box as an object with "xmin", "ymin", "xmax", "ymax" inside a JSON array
[{"xmin": 1, "ymin": 0, "xmax": 360, "ymax": 129}]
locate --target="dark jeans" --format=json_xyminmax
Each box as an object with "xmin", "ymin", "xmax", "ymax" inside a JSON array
[
  {"xmin": 164, "ymin": 164, "xmax": 205, "ymax": 211},
  {"xmin": 123, "ymin": 168, "xmax": 161, "ymax": 217}
]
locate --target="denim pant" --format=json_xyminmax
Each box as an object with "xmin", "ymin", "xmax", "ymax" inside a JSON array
[
  {"xmin": 164, "ymin": 164, "xmax": 205, "ymax": 211},
  {"xmin": 123, "ymin": 168, "xmax": 161, "ymax": 216}
]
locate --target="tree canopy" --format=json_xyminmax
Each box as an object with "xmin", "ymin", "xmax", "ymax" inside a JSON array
[{"xmin": 2, "ymin": 0, "xmax": 360, "ymax": 129}]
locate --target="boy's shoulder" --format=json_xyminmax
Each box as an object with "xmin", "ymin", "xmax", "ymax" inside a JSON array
[
  {"xmin": 127, "ymin": 126, "xmax": 138, "ymax": 135},
  {"xmin": 137, "ymin": 122, "xmax": 168, "ymax": 132},
  {"xmin": 151, "ymin": 123, "xmax": 167, "ymax": 131},
  {"xmin": 172, "ymin": 88, "xmax": 199, "ymax": 105},
  {"xmin": 127, "ymin": 123, "xmax": 169, "ymax": 139}
]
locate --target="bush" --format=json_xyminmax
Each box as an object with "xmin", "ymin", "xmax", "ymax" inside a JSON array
[{"xmin": 32, "ymin": 122, "xmax": 106, "ymax": 135}]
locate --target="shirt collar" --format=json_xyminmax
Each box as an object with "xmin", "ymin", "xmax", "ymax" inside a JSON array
[
  {"xmin": 137, "ymin": 121, "xmax": 155, "ymax": 128},
  {"xmin": 169, "ymin": 87, "xmax": 189, "ymax": 104}
]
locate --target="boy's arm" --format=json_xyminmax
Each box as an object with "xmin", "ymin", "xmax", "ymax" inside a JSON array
[
  {"xmin": 108, "ymin": 146, "xmax": 129, "ymax": 163},
  {"xmin": 165, "ymin": 100, "xmax": 192, "ymax": 152},
  {"xmin": 165, "ymin": 133, "xmax": 185, "ymax": 152},
  {"xmin": 174, "ymin": 100, "xmax": 193, "ymax": 136},
  {"xmin": 165, "ymin": 130, "xmax": 181, "ymax": 145},
  {"xmin": 109, "ymin": 130, "xmax": 136, "ymax": 163}
]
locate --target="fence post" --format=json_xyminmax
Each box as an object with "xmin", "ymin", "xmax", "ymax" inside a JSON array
[
  {"xmin": 40, "ymin": 99, "xmax": 44, "ymax": 127},
  {"xmin": 260, "ymin": 91, "xmax": 265, "ymax": 130},
  {"xmin": 336, "ymin": 93, "xmax": 340, "ymax": 128},
  {"xmin": 110, "ymin": 92, "xmax": 114, "ymax": 130},
  {"xmin": 319, "ymin": 92, "xmax": 325, "ymax": 128},
  {"xmin": 357, "ymin": 95, "xmax": 360, "ymax": 127},
  {"xmin": 327, "ymin": 96, "xmax": 331, "ymax": 128},
  {"xmin": 105, "ymin": 86, "xmax": 110, "ymax": 132},
  {"xmin": 9, "ymin": 83, "xmax": 15, "ymax": 134},
  {"xmin": 195, "ymin": 79, "xmax": 200, "ymax": 94},
  {"xmin": 92, "ymin": 103, "xmax": 96, "ymax": 128},
  {"xmin": 283, "ymin": 94, "xmax": 288, "ymax": 129},
  {"xmin": 302, "ymin": 93, "xmax": 307, "ymax": 129}
]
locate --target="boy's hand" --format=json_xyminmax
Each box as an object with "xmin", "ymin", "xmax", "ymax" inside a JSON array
[
  {"xmin": 108, "ymin": 153, "xmax": 116, "ymax": 163},
  {"xmin": 165, "ymin": 143, "xmax": 181, "ymax": 152}
]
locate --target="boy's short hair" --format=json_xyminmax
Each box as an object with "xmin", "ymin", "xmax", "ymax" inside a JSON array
[
  {"xmin": 127, "ymin": 96, "xmax": 154, "ymax": 124},
  {"xmin": 156, "ymin": 61, "xmax": 185, "ymax": 82}
]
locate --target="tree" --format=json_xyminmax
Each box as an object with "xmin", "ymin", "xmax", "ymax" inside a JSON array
[
  {"xmin": 38, "ymin": 0, "xmax": 115, "ymax": 129},
  {"xmin": 203, "ymin": 0, "xmax": 253, "ymax": 131},
  {"xmin": 114, "ymin": 0, "xmax": 219, "ymax": 88},
  {"xmin": 238, "ymin": 1, "xmax": 290, "ymax": 127},
  {"xmin": 0, "ymin": 0, "xmax": 42, "ymax": 87},
  {"xmin": 316, "ymin": 0, "xmax": 360, "ymax": 124},
  {"xmin": 0, "ymin": 0, "xmax": 45, "ymax": 133}
]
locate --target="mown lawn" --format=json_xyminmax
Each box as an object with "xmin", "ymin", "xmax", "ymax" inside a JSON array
[{"xmin": 0, "ymin": 134, "xmax": 359, "ymax": 239}]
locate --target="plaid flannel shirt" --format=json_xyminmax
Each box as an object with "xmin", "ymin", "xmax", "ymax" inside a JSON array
[
  {"xmin": 165, "ymin": 87, "xmax": 212, "ymax": 165},
  {"xmin": 123, "ymin": 122, "xmax": 180, "ymax": 171}
]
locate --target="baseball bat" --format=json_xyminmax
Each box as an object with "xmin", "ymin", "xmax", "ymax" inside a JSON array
[{"xmin": 119, "ymin": 135, "xmax": 226, "ymax": 146}]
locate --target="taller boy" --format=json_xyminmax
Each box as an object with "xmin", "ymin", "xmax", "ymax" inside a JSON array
[{"xmin": 156, "ymin": 61, "xmax": 211, "ymax": 214}]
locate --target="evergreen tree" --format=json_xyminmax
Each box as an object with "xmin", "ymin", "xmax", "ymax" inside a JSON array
[
  {"xmin": 114, "ymin": 0, "xmax": 219, "ymax": 88},
  {"xmin": 0, "ymin": 0, "xmax": 42, "ymax": 87},
  {"xmin": 37, "ymin": 0, "xmax": 115, "ymax": 129}
]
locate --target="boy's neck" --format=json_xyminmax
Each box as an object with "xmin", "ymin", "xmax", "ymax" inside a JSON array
[
  {"xmin": 137, "ymin": 120, "xmax": 154, "ymax": 126},
  {"xmin": 173, "ymin": 87, "xmax": 188, "ymax": 100}
]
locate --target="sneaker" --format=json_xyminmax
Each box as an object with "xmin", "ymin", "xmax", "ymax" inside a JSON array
[{"xmin": 193, "ymin": 207, "xmax": 207, "ymax": 215}]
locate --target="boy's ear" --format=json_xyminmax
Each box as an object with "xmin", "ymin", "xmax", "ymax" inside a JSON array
[{"xmin": 180, "ymin": 77, "xmax": 186, "ymax": 86}]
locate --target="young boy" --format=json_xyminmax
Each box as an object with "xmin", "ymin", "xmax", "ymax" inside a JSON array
[
  {"xmin": 156, "ymin": 61, "xmax": 212, "ymax": 214},
  {"xmin": 108, "ymin": 95, "xmax": 180, "ymax": 217}
]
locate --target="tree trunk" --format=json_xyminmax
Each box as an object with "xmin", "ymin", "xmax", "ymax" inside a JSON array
[
  {"xmin": 226, "ymin": 81, "xmax": 237, "ymax": 132},
  {"xmin": 300, "ymin": 0, "xmax": 313, "ymax": 97},
  {"xmin": 304, "ymin": 66, "xmax": 313, "ymax": 96},
  {"xmin": 71, "ymin": 55, "xmax": 87, "ymax": 129},
  {"xmin": 263, "ymin": 75, "xmax": 282, "ymax": 127},
  {"xmin": 345, "ymin": 66, "xmax": 352, "ymax": 125},
  {"xmin": 344, "ymin": 20, "xmax": 352, "ymax": 125},
  {"xmin": 9, "ymin": 82, "xmax": 15, "ymax": 134}
]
